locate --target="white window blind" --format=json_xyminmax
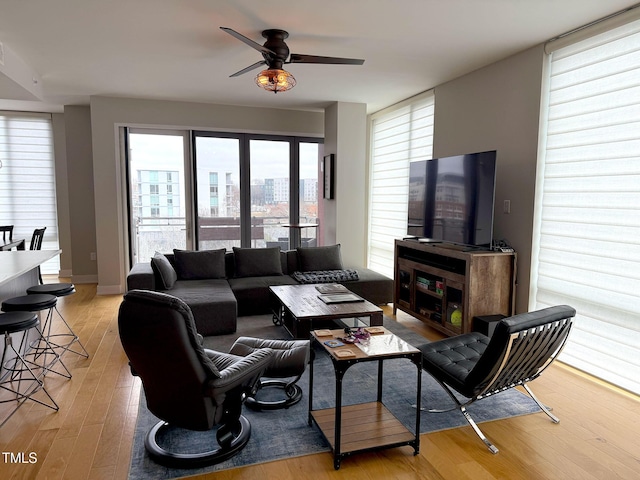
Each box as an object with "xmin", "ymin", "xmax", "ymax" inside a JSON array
[
  {"xmin": 368, "ymin": 92, "xmax": 434, "ymax": 278},
  {"xmin": 532, "ymin": 19, "xmax": 640, "ymax": 394},
  {"xmin": 0, "ymin": 111, "xmax": 59, "ymax": 274}
]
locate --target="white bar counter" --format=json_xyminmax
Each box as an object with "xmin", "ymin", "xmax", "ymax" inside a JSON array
[{"xmin": 0, "ymin": 250, "xmax": 61, "ymax": 303}]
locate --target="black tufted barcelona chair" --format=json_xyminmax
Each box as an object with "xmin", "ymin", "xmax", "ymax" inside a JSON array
[
  {"xmin": 418, "ymin": 305, "xmax": 575, "ymax": 454},
  {"xmin": 118, "ymin": 290, "xmax": 274, "ymax": 468}
]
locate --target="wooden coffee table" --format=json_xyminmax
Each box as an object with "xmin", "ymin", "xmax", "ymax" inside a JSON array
[{"xmin": 269, "ymin": 284, "xmax": 383, "ymax": 339}]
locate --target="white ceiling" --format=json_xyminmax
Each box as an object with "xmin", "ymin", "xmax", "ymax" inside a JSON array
[{"xmin": 0, "ymin": 0, "xmax": 637, "ymax": 114}]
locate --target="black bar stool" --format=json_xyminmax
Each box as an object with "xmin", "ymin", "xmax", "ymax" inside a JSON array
[
  {"xmin": 26, "ymin": 283, "xmax": 89, "ymax": 360},
  {"xmin": 1, "ymin": 294, "xmax": 72, "ymax": 379},
  {"xmin": 0, "ymin": 311, "xmax": 60, "ymax": 426}
]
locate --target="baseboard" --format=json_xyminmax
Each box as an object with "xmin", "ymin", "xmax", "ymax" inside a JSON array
[
  {"xmin": 58, "ymin": 269, "xmax": 73, "ymax": 277},
  {"xmin": 71, "ymin": 274, "xmax": 99, "ymax": 284},
  {"xmin": 97, "ymin": 284, "xmax": 124, "ymax": 295}
]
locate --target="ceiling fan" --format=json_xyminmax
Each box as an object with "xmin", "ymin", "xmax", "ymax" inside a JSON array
[{"xmin": 220, "ymin": 27, "xmax": 365, "ymax": 93}]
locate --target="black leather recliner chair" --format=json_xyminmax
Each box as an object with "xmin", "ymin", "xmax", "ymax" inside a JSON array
[
  {"xmin": 418, "ymin": 305, "xmax": 575, "ymax": 454},
  {"xmin": 118, "ymin": 290, "xmax": 274, "ymax": 468}
]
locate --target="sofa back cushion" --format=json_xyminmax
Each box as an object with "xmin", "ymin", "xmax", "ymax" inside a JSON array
[
  {"xmin": 150, "ymin": 252, "xmax": 178, "ymax": 289},
  {"xmin": 297, "ymin": 244, "xmax": 343, "ymax": 272},
  {"xmin": 233, "ymin": 246, "xmax": 283, "ymax": 277},
  {"xmin": 173, "ymin": 249, "xmax": 227, "ymax": 280}
]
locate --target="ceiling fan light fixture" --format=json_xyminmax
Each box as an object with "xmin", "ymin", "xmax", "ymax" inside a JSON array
[{"xmin": 255, "ymin": 68, "xmax": 296, "ymax": 93}]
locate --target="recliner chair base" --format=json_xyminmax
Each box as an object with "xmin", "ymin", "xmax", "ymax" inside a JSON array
[{"xmin": 144, "ymin": 415, "xmax": 251, "ymax": 468}]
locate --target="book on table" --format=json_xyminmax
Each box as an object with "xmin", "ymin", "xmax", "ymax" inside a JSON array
[
  {"xmin": 318, "ymin": 293, "xmax": 365, "ymax": 304},
  {"xmin": 315, "ymin": 283, "xmax": 350, "ymax": 294}
]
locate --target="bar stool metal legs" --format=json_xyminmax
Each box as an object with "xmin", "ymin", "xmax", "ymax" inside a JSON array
[
  {"xmin": 1, "ymin": 294, "xmax": 72, "ymax": 380},
  {"xmin": 0, "ymin": 312, "xmax": 60, "ymax": 427},
  {"xmin": 26, "ymin": 283, "xmax": 89, "ymax": 360}
]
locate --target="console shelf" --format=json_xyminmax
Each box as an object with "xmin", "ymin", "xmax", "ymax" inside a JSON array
[{"xmin": 393, "ymin": 239, "xmax": 516, "ymax": 336}]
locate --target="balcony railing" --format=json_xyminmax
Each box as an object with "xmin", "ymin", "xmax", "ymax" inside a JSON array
[{"xmin": 133, "ymin": 215, "xmax": 317, "ymax": 263}]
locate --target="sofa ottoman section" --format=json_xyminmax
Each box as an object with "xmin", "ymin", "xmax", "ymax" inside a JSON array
[
  {"xmin": 165, "ymin": 279, "xmax": 237, "ymax": 336},
  {"xmin": 287, "ymin": 244, "xmax": 393, "ymax": 305},
  {"xmin": 339, "ymin": 268, "xmax": 394, "ymax": 306},
  {"xmin": 228, "ymin": 275, "xmax": 298, "ymax": 317}
]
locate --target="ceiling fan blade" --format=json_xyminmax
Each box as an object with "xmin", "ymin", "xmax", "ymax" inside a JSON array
[
  {"xmin": 220, "ymin": 27, "xmax": 276, "ymax": 57},
  {"xmin": 229, "ymin": 60, "xmax": 267, "ymax": 77},
  {"xmin": 287, "ymin": 54, "xmax": 365, "ymax": 65}
]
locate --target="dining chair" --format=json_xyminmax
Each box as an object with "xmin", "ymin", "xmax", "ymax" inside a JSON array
[
  {"xmin": 29, "ymin": 227, "xmax": 46, "ymax": 251},
  {"xmin": 0, "ymin": 225, "xmax": 13, "ymax": 243},
  {"xmin": 29, "ymin": 227, "xmax": 47, "ymax": 284}
]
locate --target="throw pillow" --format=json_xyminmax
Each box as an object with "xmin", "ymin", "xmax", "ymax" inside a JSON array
[
  {"xmin": 233, "ymin": 246, "xmax": 283, "ymax": 277},
  {"xmin": 173, "ymin": 248, "xmax": 227, "ymax": 280},
  {"xmin": 150, "ymin": 252, "xmax": 178, "ymax": 290},
  {"xmin": 297, "ymin": 244, "xmax": 343, "ymax": 272}
]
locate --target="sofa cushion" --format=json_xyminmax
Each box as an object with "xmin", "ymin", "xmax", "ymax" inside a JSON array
[
  {"xmin": 228, "ymin": 275, "xmax": 298, "ymax": 316},
  {"xmin": 150, "ymin": 252, "xmax": 177, "ymax": 289},
  {"xmin": 168, "ymin": 279, "xmax": 237, "ymax": 336},
  {"xmin": 297, "ymin": 244, "xmax": 343, "ymax": 271},
  {"xmin": 173, "ymin": 249, "xmax": 226, "ymax": 280},
  {"xmin": 338, "ymin": 268, "xmax": 393, "ymax": 305},
  {"xmin": 233, "ymin": 247, "xmax": 283, "ymax": 277}
]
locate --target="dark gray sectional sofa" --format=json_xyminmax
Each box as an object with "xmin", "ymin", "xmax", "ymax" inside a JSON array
[{"xmin": 126, "ymin": 244, "xmax": 392, "ymax": 336}]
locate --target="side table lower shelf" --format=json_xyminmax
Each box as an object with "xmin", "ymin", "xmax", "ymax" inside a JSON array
[
  {"xmin": 309, "ymin": 327, "xmax": 421, "ymax": 469},
  {"xmin": 311, "ymin": 401, "xmax": 416, "ymax": 456}
]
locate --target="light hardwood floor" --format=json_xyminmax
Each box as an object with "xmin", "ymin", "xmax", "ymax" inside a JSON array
[{"xmin": 0, "ymin": 282, "xmax": 638, "ymax": 479}]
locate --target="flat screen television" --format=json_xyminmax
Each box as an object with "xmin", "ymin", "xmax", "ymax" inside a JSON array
[{"xmin": 407, "ymin": 150, "xmax": 497, "ymax": 247}]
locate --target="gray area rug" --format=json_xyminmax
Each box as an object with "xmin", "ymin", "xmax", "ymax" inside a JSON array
[{"xmin": 128, "ymin": 315, "xmax": 541, "ymax": 479}]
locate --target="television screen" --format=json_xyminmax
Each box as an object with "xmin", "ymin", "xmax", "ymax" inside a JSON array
[{"xmin": 407, "ymin": 150, "xmax": 497, "ymax": 247}]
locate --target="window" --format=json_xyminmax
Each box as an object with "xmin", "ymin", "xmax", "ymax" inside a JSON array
[
  {"xmin": 532, "ymin": 16, "xmax": 640, "ymax": 394},
  {"xmin": 193, "ymin": 132, "xmax": 321, "ymax": 250},
  {"xmin": 368, "ymin": 91, "xmax": 435, "ymax": 278},
  {"xmin": 0, "ymin": 111, "xmax": 59, "ymax": 274},
  {"xmin": 127, "ymin": 131, "xmax": 189, "ymax": 263}
]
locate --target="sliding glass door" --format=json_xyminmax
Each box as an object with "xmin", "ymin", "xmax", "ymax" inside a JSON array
[
  {"xmin": 193, "ymin": 135, "xmax": 242, "ymax": 250},
  {"xmin": 193, "ymin": 132, "xmax": 321, "ymax": 250},
  {"xmin": 127, "ymin": 130, "xmax": 191, "ymax": 264},
  {"xmin": 126, "ymin": 129, "xmax": 322, "ymax": 264},
  {"xmin": 249, "ymin": 138, "xmax": 291, "ymax": 248},
  {"xmin": 299, "ymin": 141, "xmax": 321, "ymax": 247}
]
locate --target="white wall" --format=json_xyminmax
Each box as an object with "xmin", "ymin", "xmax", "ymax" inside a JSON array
[
  {"xmin": 88, "ymin": 96, "xmax": 324, "ymax": 293},
  {"xmin": 329, "ymin": 102, "xmax": 367, "ymax": 266},
  {"xmin": 64, "ymin": 106, "xmax": 98, "ymax": 283},
  {"xmin": 433, "ymin": 45, "xmax": 545, "ymax": 311}
]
